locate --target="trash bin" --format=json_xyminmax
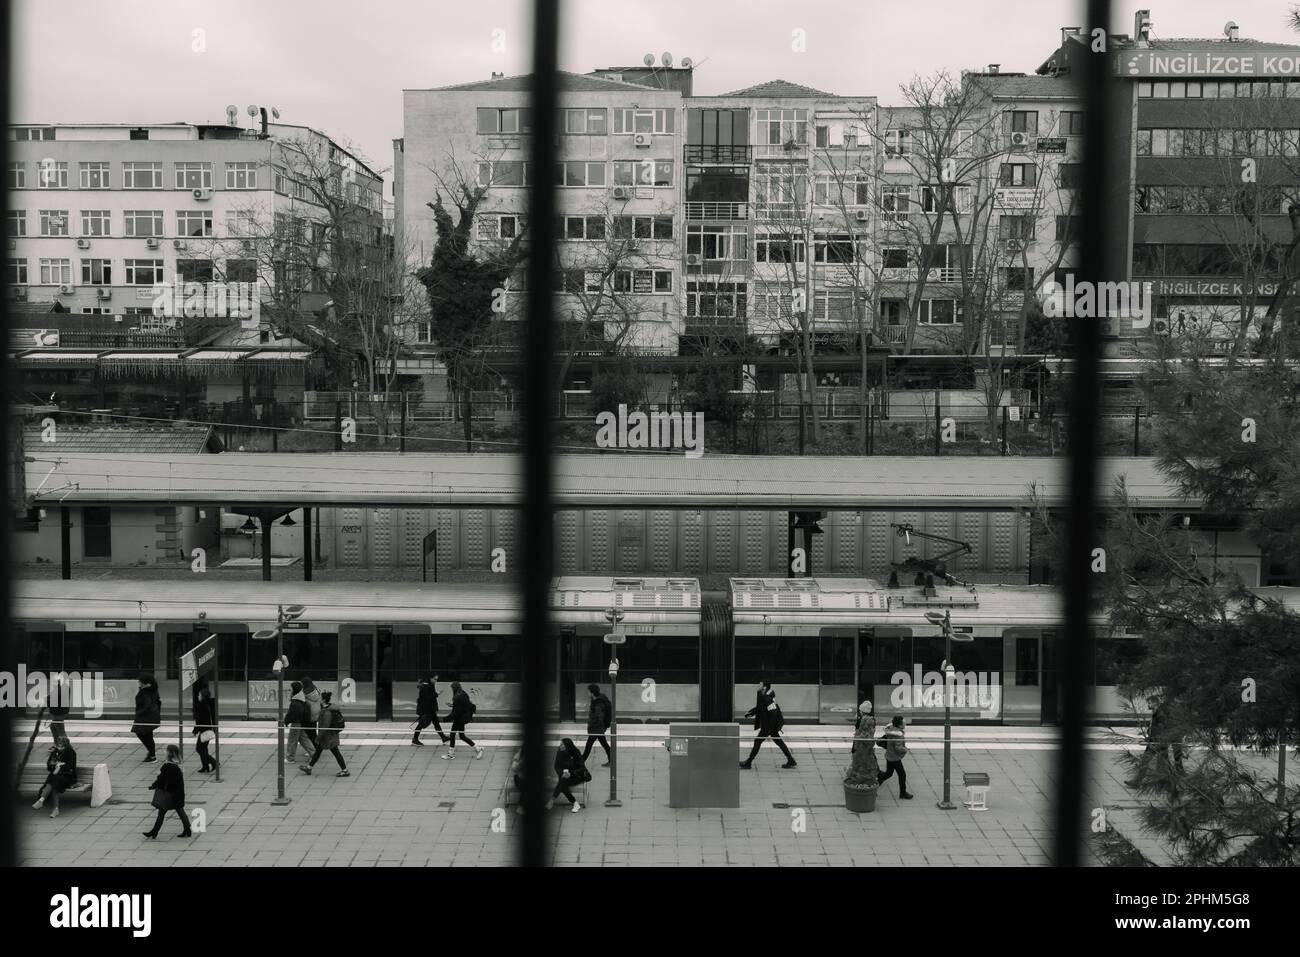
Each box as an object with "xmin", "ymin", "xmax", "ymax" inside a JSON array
[{"xmin": 667, "ymin": 723, "xmax": 740, "ymax": 808}]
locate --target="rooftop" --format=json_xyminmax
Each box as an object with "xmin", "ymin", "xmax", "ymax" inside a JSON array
[{"xmin": 23, "ymin": 424, "xmax": 223, "ymax": 454}]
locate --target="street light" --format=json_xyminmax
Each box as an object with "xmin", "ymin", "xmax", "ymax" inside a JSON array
[
  {"xmin": 252, "ymin": 604, "xmax": 306, "ymax": 805},
  {"xmin": 603, "ymin": 607, "xmax": 626, "ymax": 808},
  {"xmin": 926, "ymin": 609, "xmax": 973, "ymax": 811}
]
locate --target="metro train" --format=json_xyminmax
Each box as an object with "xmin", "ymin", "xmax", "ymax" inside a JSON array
[{"xmin": 15, "ymin": 578, "xmax": 1300, "ymax": 725}]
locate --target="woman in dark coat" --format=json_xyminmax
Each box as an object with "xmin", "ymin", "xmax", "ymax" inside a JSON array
[
  {"xmin": 32, "ymin": 736, "xmax": 77, "ymax": 819},
  {"xmin": 192, "ymin": 683, "xmax": 217, "ymax": 773},
  {"xmin": 546, "ymin": 737, "xmax": 590, "ymax": 812},
  {"xmin": 143, "ymin": 744, "xmax": 191, "ymax": 839},
  {"xmin": 739, "ymin": 680, "xmax": 797, "ymax": 769},
  {"xmin": 441, "ymin": 681, "xmax": 483, "ymax": 759},
  {"xmin": 131, "ymin": 674, "xmax": 161, "ymax": 762}
]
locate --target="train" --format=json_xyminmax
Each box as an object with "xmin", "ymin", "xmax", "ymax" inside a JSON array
[{"xmin": 14, "ymin": 577, "xmax": 1300, "ymax": 726}]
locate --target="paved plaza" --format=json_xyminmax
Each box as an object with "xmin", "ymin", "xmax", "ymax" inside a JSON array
[{"xmin": 13, "ymin": 721, "xmax": 1178, "ymax": 866}]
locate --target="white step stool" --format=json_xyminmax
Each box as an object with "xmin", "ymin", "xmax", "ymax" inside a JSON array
[{"xmin": 962, "ymin": 771, "xmax": 989, "ymax": 811}]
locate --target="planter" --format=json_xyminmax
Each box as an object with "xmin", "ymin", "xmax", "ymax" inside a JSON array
[{"xmin": 844, "ymin": 783, "xmax": 877, "ymax": 814}]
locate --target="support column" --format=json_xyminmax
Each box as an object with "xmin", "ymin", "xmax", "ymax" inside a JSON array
[
  {"xmin": 303, "ymin": 507, "xmax": 313, "ymax": 582},
  {"xmin": 260, "ymin": 511, "xmax": 272, "ymax": 582},
  {"xmin": 60, "ymin": 506, "xmax": 72, "ymax": 580}
]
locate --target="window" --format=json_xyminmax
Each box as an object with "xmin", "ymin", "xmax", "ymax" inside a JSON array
[
  {"xmin": 999, "ymin": 164, "xmax": 1037, "ymax": 187},
  {"xmin": 754, "ymin": 163, "xmax": 807, "ymax": 212},
  {"xmin": 1003, "ymin": 266, "xmax": 1034, "ymax": 290},
  {"xmin": 1055, "ymin": 215, "xmax": 1082, "ymax": 243},
  {"xmin": 881, "ymin": 185, "xmax": 912, "ymax": 222},
  {"xmin": 880, "ymin": 298, "xmax": 906, "ymax": 325},
  {"xmin": 563, "ymin": 108, "xmax": 607, "ymax": 135},
  {"xmin": 562, "ymin": 215, "xmax": 606, "ymax": 241},
  {"xmin": 686, "ymin": 281, "xmax": 747, "ymax": 319},
  {"xmin": 754, "ymin": 235, "xmax": 805, "ymax": 263},
  {"xmin": 177, "ymin": 210, "xmax": 213, "ymax": 237},
  {"xmin": 36, "ymin": 161, "xmax": 68, "ymax": 188},
  {"xmin": 685, "ymin": 224, "xmax": 747, "ymax": 262},
  {"xmin": 123, "ymin": 162, "xmax": 163, "ymax": 189},
  {"xmin": 226, "ymin": 210, "xmax": 258, "ymax": 237},
  {"xmin": 477, "ymin": 214, "xmax": 521, "ymax": 240},
  {"xmin": 129, "ymin": 128, "xmax": 149, "ymax": 140},
  {"xmin": 176, "ymin": 259, "xmax": 215, "ymax": 283},
  {"xmin": 226, "ymin": 162, "xmax": 258, "ymax": 189},
  {"xmin": 755, "ymin": 109, "xmax": 807, "ymax": 147},
  {"xmin": 6, "ymin": 163, "xmax": 22, "ymax": 188},
  {"xmin": 613, "ymin": 108, "xmax": 675, "ymax": 135},
  {"xmin": 556, "ymin": 161, "xmax": 608, "ymax": 187},
  {"xmin": 8, "ymin": 258, "xmax": 28, "ymax": 284},
  {"xmin": 1137, "ymin": 82, "xmax": 1153, "ymax": 98},
  {"xmin": 476, "ymin": 160, "xmax": 530, "ymax": 187},
  {"xmin": 80, "ymin": 259, "xmax": 112, "ymax": 285},
  {"xmin": 124, "ymin": 210, "xmax": 164, "ymax": 237},
  {"xmin": 125, "ymin": 259, "xmax": 164, "ymax": 285},
  {"xmin": 6, "ymin": 211, "xmax": 25, "ymax": 237},
  {"xmin": 884, "ymin": 129, "xmax": 912, "ymax": 156},
  {"xmin": 813, "ymin": 233, "xmax": 857, "ymax": 265},
  {"xmin": 613, "ymin": 215, "xmax": 672, "ymax": 240},
  {"xmin": 1136, "ymin": 129, "xmax": 1152, "ymax": 156},
  {"xmin": 814, "ymin": 174, "xmax": 870, "ymax": 206},
  {"xmin": 920, "ymin": 184, "xmax": 973, "ymax": 214},
  {"xmin": 612, "ymin": 160, "xmax": 670, "ymax": 187},
  {"xmin": 1061, "ymin": 111, "xmax": 1085, "ymax": 136},
  {"xmin": 812, "ymin": 290, "xmax": 857, "ymax": 323},
  {"xmin": 919, "ymin": 299, "xmax": 962, "ymax": 324},
  {"xmin": 39, "ymin": 258, "xmax": 72, "ymax": 285},
  {"xmin": 882, "ymin": 247, "xmax": 909, "ymax": 269},
  {"xmin": 1004, "ymin": 110, "xmax": 1039, "ymax": 134},
  {"xmin": 613, "ymin": 268, "xmax": 673, "ymax": 293},
  {"xmin": 477, "ymin": 107, "xmax": 534, "ymax": 134},
  {"xmin": 1058, "ymin": 163, "xmax": 1083, "ymax": 189},
  {"xmin": 39, "ymin": 210, "xmax": 69, "ymax": 237},
  {"xmin": 226, "ymin": 258, "xmax": 257, "ymax": 284},
  {"xmin": 13, "ymin": 127, "xmax": 55, "ymax": 140},
  {"xmin": 79, "ymin": 162, "xmax": 110, "ymax": 189}
]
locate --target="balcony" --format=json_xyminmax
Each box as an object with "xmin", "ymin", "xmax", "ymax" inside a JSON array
[
  {"xmin": 685, "ymin": 201, "xmax": 749, "ymax": 221},
  {"xmin": 684, "ymin": 144, "xmax": 754, "ymax": 164}
]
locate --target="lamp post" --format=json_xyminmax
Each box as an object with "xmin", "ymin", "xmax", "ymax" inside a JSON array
[
  {"xmin": 926, "ymin": 609, "xmax": 972, "ymax": 810},
  {"xmin": 603, "ymin": 607, "xmax": 625, "ymax": 808},
  {"xmin": 252, "ymin": 603, "xmax": 306, "ymax": 806}
]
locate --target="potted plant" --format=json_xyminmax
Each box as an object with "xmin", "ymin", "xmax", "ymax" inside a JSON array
[{"xmin": 844, "ymin": 710, "xmax": 880, "ymax": 813}]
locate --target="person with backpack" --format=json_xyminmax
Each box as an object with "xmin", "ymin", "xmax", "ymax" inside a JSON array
[
  {"xmin": 442, "ymin": 681, "xmax": 484, "ymax": 760},
  {"xmin": 412, "ymin": 675, "xmax": 448, "ymax": 747},
  {"xmin": 301, "ymin": 677, "xmax": 323, "ymax": 735},
  {"xmin": 877, "ymin": 715, "xmax": 913, "ymax": 799},
  {"xmin": 739, "ymin": 680, "xmax": 796, "ymax": 769},
  {"xmin": 545, "ymin": 737, "xmax": 590, "ymax": 812},
  {"xmin": 131, "ymin": 674, "xmax": 162, "ymax": 762},
  {"xmin": 143, "ymin": 744, "xmax": 191, "ymax": 839},
  {"xmin": 285, "ymin": 681, "xmax": 316, "ymax": 762},
  {"xmin": 581, "ymin": 683, "xmax": 612, "ymax": 766},
  {"xmin": 300, "ymin": 690, "xmax": 350, "ymax": 776}
]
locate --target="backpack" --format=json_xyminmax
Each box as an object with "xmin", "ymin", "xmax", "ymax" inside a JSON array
[
  {"xmin": 325, "ymin": 707, "xmax": 345, "ymax": 730},
  {"xmin": 469, "ymin": 700, "xmax": 478, "ymax": 718}
]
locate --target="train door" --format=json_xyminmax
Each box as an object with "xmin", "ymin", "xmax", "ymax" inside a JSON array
[
  {"xmin": 162, "ymin": 623, "xmax": 249, "ymax": 719},
  {"xmin": 376, "ymin": 626, "xmax": 395, "ymax": 720},
  {"xmin": 343, "ymin": 625, "xmax": 376, "ymax": 718},
  {"xmin": 818, "ymin": 627, "xmax": 857, "ymax": 723},
  {"xmin": 558, "ymin": 627, "xmax": 577, "ymax": 721},
  {"xmin": 860, "ymin": 627, "xmax": 910, "ymax": 715},
  {"xmin": 1040, "ymin": 629, "xmax": 1060, "ymax": 724}
]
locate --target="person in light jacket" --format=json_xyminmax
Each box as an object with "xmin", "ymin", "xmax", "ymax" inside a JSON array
[
  {"xmin": 32, "ymin": 737, "xmax": 77, "ymax": 819},
  {"xmin": 131, "ymin": 674, "xmax": 161, "ymax": 762},
  {"xmin": 739, "ymin": 680, "xmax": 796, "ymax": 769},
  {"xmin": 142, "ymin": 744, "xmax": 191, "ymax": 839},
  {"xmin": 192, "ymin": 682, "xmax": 217, "ymax": 773},
  {"xmin": 877, "ymin": 715, "xmax": 913, "ymax": 799}
]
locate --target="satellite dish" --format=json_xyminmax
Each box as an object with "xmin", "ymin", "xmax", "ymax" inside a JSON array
[
  {"xmin": 681, "ymin": 57, "xmax": 693, "ymax": 69},
  {"xmin": 271, "ymin": 107, "xmax": 281, "ymax": 119},
  {"xmin": 643, "ymin": 53, "xmax": 655, "ymax": 66},
  {"xmin": 1223, "ymin": 21, "xmax": 1238, "ymax": 38},
  {"xmin": 662, "ymin": 52, "xmax": 673, "ymax": 67},
  {"xmin": 225, "ymin": 104, "xmax": 238, "ymax": 125},
  {"xmin": 247, "ymin": 105, "xmax": 258, "ymax": 117}
]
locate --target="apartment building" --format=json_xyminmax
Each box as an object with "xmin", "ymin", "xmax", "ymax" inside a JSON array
[{"xmin": 1037, "ymin": 10, "xmax": 1300, "ymax": 352}]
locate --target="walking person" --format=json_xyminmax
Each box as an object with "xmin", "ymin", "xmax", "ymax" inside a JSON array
[
  {"xmin": 32, "ymin": 736, "xmax": 77, "ymax": 819},
  {"xmin": 47, "ymin": 673, "xmax": 70, "ymax": 746},
  {"xmin": 412, "ymin": 675, "xmax": 448, "ymax": 747},
  {"xmin": 142, "ymin": 744, "xmax": 192, "ymax": 839},
  {"xmin": 739, "ymin": 680, "xmax": 796, "ymax": 769},
  {"xmin": 131, "ymin": 674, "xmax": 161, "ymax": 763},
  {"xmin": 1126, "ymin": 696, "xmax": 1185, "ymax": 787},
  {"xmin": 877, "ymin": 715, "xmax": 913, "ymax": 799},
  {"xmin": 581, "ymin": 683, "xmax": 612, "ymax": 766},
  {"xmin": 192, "ymin": 681, "xmax": 217, "ymax": 773},
  {"xmin": 546, "ymin": 737, "xmax": 590, "ymax": 812},
  {"xmin": 441, "ymin": 681, "xmax": 484, "ymax": 760},
  {"xmin": 285, "ymin": 682, "xmax": 316, "ymax": 762},
  {"xmin": 301, "ymin": 677, "xmax": 323, "ymax": 743},
  {"xmin": 300, "ymin": 690, "xmax": 350, "ymax": 776}
]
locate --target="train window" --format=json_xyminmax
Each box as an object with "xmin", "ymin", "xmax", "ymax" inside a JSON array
[
  {"xmin": 1015, "ymin": 637, "xmax": 1040, "ymax": 686},
  {"xmin": 1093, "ymin": 638, "xmax": 1144, "ymax": 686},
  {"xmin": 64, "ymin": 631, "xmax": 153, "ymax": 678},
  {"xmin": 570, "ymin": 635, "xmax": 696, "ymax": 686},
  {"xmin": 166, "ymin": 630, "xmax": 246, "ymax": 681},
  {"xmin": 250, "ymin": 634, "xmax": 338, "ymax": 681},
  {"xmin": 436, "ymin": 633, "xmax": 522, "ymax": 682},
  {"xmin": 735, "ymin": 636, "xmax": 818, "ymax": 684},
  {"xmin": 820, "ymin": 635, "xmax": 854, "ymax": 685},
  {"xmin": 349, "ymin": 632, "xmax": 373, "ymax": 679},
  {"xmin": 23, "ymin": 630, "xmax": 63, "ymax": 673}
]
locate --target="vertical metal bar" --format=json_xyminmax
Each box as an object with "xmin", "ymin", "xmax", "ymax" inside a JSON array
[
  {"xmin": 400, "ymin": 392, "xmax": 407, "ymax": 453},
  {"xmin": 1001, "ymin": 405, "xmax": 1009, "ymax": 456},
  {"xmin": 1054, "ymin": 0, "xmax": 1112, "ymax": 867},
  {"xmin": 2, "ymin": 21, "xmax": 15, "ymax": 853},
  {"xmin": 934, "ymin": 390, "xmax": 942, "ymax": 454},
  {"xmin": 334, "ymin": 399, "xmax": 343, "ymax": 451},
  {"xmin": 60, "ymin": 506, "xmax": 72, "ymax": 580},
  {"xmin": 260, "ymin": 512, "xmax": 272, "ymax": 582},
  {"xmin": 303, "ymin": 507, "xmax": 313, "ymax": 581},
  {"xmin": 522, "ymin": 0, "xmax": 561, "ymax": 868},
  {"xmin": 1133, "ymin": 404, "xmax": 1141, "ymax": 456}
]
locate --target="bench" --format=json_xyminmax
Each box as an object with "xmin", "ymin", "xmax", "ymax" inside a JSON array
[{"xmin": 16, "ymin": 763, "xmax": 113, "ymax": 808}]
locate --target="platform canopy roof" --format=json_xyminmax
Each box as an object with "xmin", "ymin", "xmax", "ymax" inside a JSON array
[{"xmin": 24, "ymin": 453, "xmax": 1199, "ymax": 511}]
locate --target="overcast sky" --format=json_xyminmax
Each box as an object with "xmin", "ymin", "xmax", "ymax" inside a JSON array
[{"xmin": 13, "ymin": 1, "xmax": 1300, "ymax": 183}]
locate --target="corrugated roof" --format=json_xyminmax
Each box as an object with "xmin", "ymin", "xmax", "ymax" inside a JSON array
[
  {"xmin": 973, "ymin": 75, "xmax": 1080, "ymax": 100},
  {"xmin": 411, "ymin": 71, "xmax": 670, "ymax": 94},
  {"xmin": 23, "ymin": 426, "xmax": 221, "ymax": 455},
  {"xmin": 723, "ymin": 79, "xmax": 835, "ymax": 98},
  {"xmin": 22, "ymin": 453, "xmax": 1197, "ymax": 510}
]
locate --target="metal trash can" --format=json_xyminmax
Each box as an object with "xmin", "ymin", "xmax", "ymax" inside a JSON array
[{"xmin": 667, "ymin": 722, "xmax": 740, "ymax": 808}]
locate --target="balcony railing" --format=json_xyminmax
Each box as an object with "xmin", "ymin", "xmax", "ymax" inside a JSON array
[
  {"xmin": 685, "ymin": 201, "xmax": 749, "ymax": 221},
  {"xmin": 684, "ymin": 144, "xmax": 754, "ymax": 164}
]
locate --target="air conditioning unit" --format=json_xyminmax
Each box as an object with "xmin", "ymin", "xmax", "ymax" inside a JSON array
[
  {"xmin": 1099, "ymin": 316, "xmax": 1119, "ymax": 338},
  {"xmin": 193, "ymin": 188, "xmax": 212, "ymax": 201},
  {"xmin": 855, "ymin": 210, "xmax": 870, "ymax": 222},
  {"xmin": 1152, "ymin": 317, "xmax": 1170, "ymax": 336},
  {"xmin": 686, "ymin": 253, "xmax": 701, "ymax": 266},
  {"xmin": 145, "ymin": 237, "xmax": 160, "ymax": 248},
  {"xmin": 626, "ymin": 239, "xmax": 640, "ymax": 251},
  {"xmin": 242, "ymin": 240, "xmax": 255, "ymax": 252},
  {"xmin": 58, "ymin": 284, "xmax": 73, "ymax": 295},
  {"xmin": 612, "ymin": 186, "xmax": 631, "ymax": 200},
  {"xmin": 7, "ymin": 240, "xmax": 15, "ymax": 251},
  {"xmin": 633, "ymin": 132, "xmax": 652, "ymax": 148},
  {"xmin": 97, "ymin": 288, "xmax": 111, "ymax": 301},
  {"xmin": 1005, "ymin": 239, "xmax": 1026, "ymax": 253},
  {"xmin": 1010, "ymin": 131, "xmax": 1031, "ymax": 150},
  {"xmin": 76, "ymin": 238, "xmax": 91, "ymax": 249},
  {"xmin": 173, "ymin": 239, "xmax": 187, "ymax": 250},
  {"xmin": 14, "ymin": 287, "xmax": 28, "ymax": 301}
]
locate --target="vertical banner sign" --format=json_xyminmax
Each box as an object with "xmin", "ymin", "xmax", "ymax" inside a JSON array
[{"xmin": 178, "ymin": 634, "xmax": 220, "ymax": 777}]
